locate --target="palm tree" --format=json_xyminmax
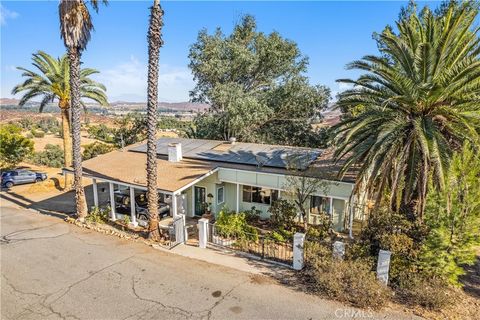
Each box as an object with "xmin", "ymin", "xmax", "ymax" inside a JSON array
[
  {"xmin": 59, "ymin": 0, "xmax": 107, "ymax": 220},
  {"xmin": 146, "ymin": 0, "xmax": 164, "ymax": 240},
  {"xmin": 334, "ymin": 2, "xmax": 480, "ymax": 221},
  {"xmin": 12, "ymin": 51, "xmax": 107, "ymax": 167}
]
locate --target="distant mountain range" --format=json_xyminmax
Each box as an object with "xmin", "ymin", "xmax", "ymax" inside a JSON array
[
  {"xmin": 0, "ymin": 98, "xmax": 210, "ymax": 112},
  {"xmin": 0, "ymin": 98, "xmax": 22, "ymax": 105}
]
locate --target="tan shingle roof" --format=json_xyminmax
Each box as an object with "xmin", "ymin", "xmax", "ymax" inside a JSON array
[
  {"xmin": 76, "ymin": 141, "xmax": 357, "ymax": 191},
  {"xmin": 81, "ymin": 149, "xmax": 216, "ymax": 192}
]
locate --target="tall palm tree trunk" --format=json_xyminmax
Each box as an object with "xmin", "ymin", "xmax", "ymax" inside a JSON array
[
  {"xmin": 68, "ymin": 47, "xmax": 88, "ymax": 219},
  {"xmin": 146, "ymin": 0, "xmax": 163, "ymax": 240},
  {"xmin": 59, "ymin": 103, "xmax": 73, "ymax": 167}
]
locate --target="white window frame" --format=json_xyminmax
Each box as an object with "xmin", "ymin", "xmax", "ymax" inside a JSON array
[
  {"xmin": 241, "ymin": 185, "xmax": 278, "ymax": 205},
  {"xmin": 216, "ymin": 186, "xmax": 225, "ymax": 205}
]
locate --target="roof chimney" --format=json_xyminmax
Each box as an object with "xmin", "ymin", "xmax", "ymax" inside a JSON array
[{"xmin": 168, "ymin": 143, "xmax": 182, "ymax": 162}]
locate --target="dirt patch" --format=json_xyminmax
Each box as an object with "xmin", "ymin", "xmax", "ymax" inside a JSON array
[
  {"xmin": 249, "ymin": 274, "xmax": 275, "ymax": 285},
  {"xmin": 27, "ymin": 132, "xmax": 101, "ymax": 152},
  {"xmin": 0, "ymin": 110, "xmax": 117, "ymax": 126}
]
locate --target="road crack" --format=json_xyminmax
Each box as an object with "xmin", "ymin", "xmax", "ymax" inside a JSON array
[
  {"xmin": 127, "ymin": 275, "xmax": 198, "ymax": 320},
  {"xmin": 201, "ymin": 279, "xmax": 248, "ymax": 320},
  {"xmin": 1, "ymin": 222, "xmax": 67, "ymax": 245},
  {"xmin": 46, "ymin": 254, "xmax": 136, "ymax": 307}
]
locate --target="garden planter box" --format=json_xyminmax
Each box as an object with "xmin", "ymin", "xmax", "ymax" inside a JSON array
[{"xmin": 212, "ymin": 235, "xmax": 236, "ymax": 246}]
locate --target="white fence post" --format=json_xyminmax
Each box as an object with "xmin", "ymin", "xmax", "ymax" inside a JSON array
[
  {"xmin": 198, "ymin": 218, "xmax": 209, "ymax": 249},
  {"xmin": 174, "ymin": 214, "xmax": 186, "ymax": 244},
  {"xmin": 293, "ymin": 232, "xmax": 305, "ymax": 270},
  {"xmin": 376, "ymin": 249, "xmax": 392, "ymax": 285},
  {"xmin": 332, "ymin": 241, "xmax": 345, "ymax": 260}
]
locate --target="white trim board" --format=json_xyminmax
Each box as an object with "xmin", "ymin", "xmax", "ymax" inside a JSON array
[{"xmin": 218, "ymin": 178, "xmax": 350, "ymax": 201}]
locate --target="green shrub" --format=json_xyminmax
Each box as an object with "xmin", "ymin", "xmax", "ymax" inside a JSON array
[
  {"xmin": 268, "ymin": 199, "xmax": 297, "ymax": 230},
  {"xmin": 244, "ymin": 206, "xmax": 261, "ymax": 223},
  {"xmin": 269, "ymin": 228, "xmax": 294, "ymax": 242},
  {"xmin": 215, "ymin": 210, "xmax": 259, "ymax": 241},
  {"xmin": 87, "ymin": 124, "xmax": 114, "ymax": 143},
  {"xmin": 305, "ymin": 215, "xmax": 332, "ymax": 241},
  {"xmin": 112, "ymin": 113, "xmax": 147, "ymax": 147},
  {"xmin": 0, "ymin": 124, "xmax": 34, "ymax": 168},
  {"xmin": 157, "ymin": 116, "xmax": 190, "ymax": 130},
  {"xmin": 303, "ymin": 242, "xmax": 391, "ymax": 309},
  {"xmin": 359, "ymin": 209, "xmax": 428, "ymax": 285},
  {"xmin": 85, "ymin": 206, "xmax": 109, "ymax": 224},
  {"xmin": 31, "ymin": 129, "xmax": 45, "ymax": 138},
  {"xmin": 419, "ymin": 142, "xmax": 480, "ymax": 286},
  {"xmin": 82, "ymin": 142, "xmax": 115, "ymax": 160},
  {"xmin": 18, "ymin": 118, "xmax": 34, "ymax": 130},
  {"xmin": 36, "ymin": 117, "xmax": 60, "ymax": 134},
  {"xmin": 31, "ymin": 144, "xmax": 64, "ymax": 167}
]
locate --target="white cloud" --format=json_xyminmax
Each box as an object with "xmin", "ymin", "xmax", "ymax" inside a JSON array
[
  {"xmin": 0, "ymin": 4, "xmax": 19, "ymax": 26},
  {"xmin": 94, "ymin": 56, "xmax": 194, "ymax": 102}
]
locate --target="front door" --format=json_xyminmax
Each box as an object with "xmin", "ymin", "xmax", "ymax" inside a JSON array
[{"xmin": 194, "ymin": 186, "xmax": 206, "ymax": 216}]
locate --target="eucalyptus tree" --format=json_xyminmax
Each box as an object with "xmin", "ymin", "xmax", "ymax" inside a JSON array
[
  {"xmin": 334, "ymin": 1, "xmax": 480, "ymax": 220},
  {"xmin": 59, "ymin": 0, "xmax": 107, "ymax": 220},
  {"xmin": 146, "ymin": 0, "xmax": 164, "ymax": 240},
  {"xmin": 12, "ymin": 51, "xmax": 107, "ymax": 167}
]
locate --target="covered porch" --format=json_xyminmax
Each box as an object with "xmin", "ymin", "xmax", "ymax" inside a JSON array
[{"xmin": 62, "ymin": 148, "xmax": 218, "ymax": 228}]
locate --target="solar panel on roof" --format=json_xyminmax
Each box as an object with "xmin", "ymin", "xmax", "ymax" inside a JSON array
[{"xmin": 129, "ymin": 138, "xmax": 322, "ymax": 170}]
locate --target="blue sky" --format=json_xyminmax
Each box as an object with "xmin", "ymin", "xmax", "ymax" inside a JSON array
[{"xmin": 1, "ymin": 1, "xmax": 439, "ymax": 102}]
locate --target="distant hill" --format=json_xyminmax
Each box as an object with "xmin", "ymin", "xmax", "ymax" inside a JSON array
[
  {"xmin": 0, "ymin": 98, "xmax": 20, "ymax": 105},
  {"xmin": 109, "ymin": 101, "xmax": 210, "ymax": 112},
  {"xmin": 0, "ymin": 98, "xmax": 209, "ymax": 112}
]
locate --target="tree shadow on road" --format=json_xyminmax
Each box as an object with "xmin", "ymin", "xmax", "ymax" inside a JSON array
[{"xmin": 0, "ymin": 182, "xmax": 110, "ymax": 220}]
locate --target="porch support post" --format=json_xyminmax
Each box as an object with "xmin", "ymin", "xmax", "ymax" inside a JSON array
[
  {"xmin": 191, "ymin": 186, "xmax": 195, "ymax": 217},
  {"xmin": 236, "ymin": 183, "xmax": 240, "ymax": 213},
  {"xmin": 348, "ymin": 197, "xmax": 354, "ymax": 239},
  {"xmin": 109, "ymin": 182, "xmax": 116, "ymax": 221},
  {"xmin": 172, "ymin": 193, "xmax": 178, "ymax": 217},
  {"xmin": 129, "ymin": 186, "xmax": 138, "ymax": 227},
  {"xmin": 92, "ymin": 178, "xmax": 98, "ymax": 208}
]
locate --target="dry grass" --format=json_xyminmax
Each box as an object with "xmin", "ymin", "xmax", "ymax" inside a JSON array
[
  {"xmin": 411, "ymin": 289, "xmax": 480, "ymax": 320},
  {"xmin": 26, "ymin": 132, "xmax": 100, "ymax": 152},
  {"xmin": 0, "ymin": 110, "xmax": 117, "ymax": 126}
]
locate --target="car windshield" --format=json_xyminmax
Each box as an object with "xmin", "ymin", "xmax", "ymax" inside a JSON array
[{"xmin": 1, "ymin": 172, "xmax": 13, "ymax": 177}]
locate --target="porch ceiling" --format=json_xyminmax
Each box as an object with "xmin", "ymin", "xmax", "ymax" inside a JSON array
[{"xmin": 79, "ymin": 149, "xmax": 217, "ymax": 192}]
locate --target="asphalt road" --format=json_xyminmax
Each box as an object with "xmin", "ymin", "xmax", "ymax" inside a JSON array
[{"xmin": 0, "ymin": 202, "xmax": 420, "ymax": 320}]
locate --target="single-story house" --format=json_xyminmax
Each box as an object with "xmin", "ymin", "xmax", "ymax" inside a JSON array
[{"xmin": 64, "ymin": 137, "xmax": 362, "ymax": 235}]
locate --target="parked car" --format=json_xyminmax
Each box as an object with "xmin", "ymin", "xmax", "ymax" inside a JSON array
[
  {"xmin": 114, "ymin": 190, "xmax": 170, "ymax": 226},
  {"xmin": 1, "ymin": 170, "xmax": 48, "ymax": 188}
]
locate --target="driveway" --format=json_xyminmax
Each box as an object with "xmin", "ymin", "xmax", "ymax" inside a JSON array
[{"xmin": 0, "ymin": 200, "xmax": 420, "ymax": 320}]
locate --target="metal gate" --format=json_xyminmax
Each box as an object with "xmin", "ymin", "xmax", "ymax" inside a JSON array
[
  {"xmin": 207, "ymin": 223, "xmax": 293, "ymax": 266},
  {"xmin": 158, "ymin": 215, "xmax": 187, "ymax": 249}
]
